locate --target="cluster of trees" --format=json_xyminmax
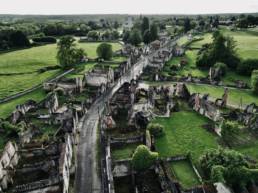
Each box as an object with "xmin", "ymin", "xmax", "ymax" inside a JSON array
[
  {"xmin": 0, "ymin": 29, "xmax": 30, "ymax": 50},
  {"xmin": 196, "ymin": 31, "xmax": 239, "ymax": 69},
  {"xmin": 87, "ymin": 30, "xmax": 119, "ymax": 41},
  {"xmin": 237, "ymin": 59, "xmax": 258, "ymax": 76},
  {"xmin": 57, "ymin": 36, "xmax": 86, "ymax": 69},
  {"xmin": 199, "ymin": 148, "xmax": 258, "ymax": 189},
  {"xmin": 237, "ymin": 14, "xmax": 258, "ymax": 28},
  {"xmin": 122, "ymin": 17, "xmax": 158, "ymax": 46}
]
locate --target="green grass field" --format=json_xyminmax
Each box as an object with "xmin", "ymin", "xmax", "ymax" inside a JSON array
[
  {"xmin": 234, "ymin": 140, "xmax": 258, "ymax": 160},
  {"xmin": 0, "ymin": 70, "xmax": 60, "ymax": 98},
  {"xmin": 187, "ymin": 84, "xmax": 258, "ymax": 106},
  {"xmin": 152, "ymin": 110, "xmax": 218, "ymax": 163},
  {"xmin": 170, "ymin": 160, "xmax": 200, "ymax": 189},
  {"xmin": 0, "ymin": 89, "xmax": 46, "ymax": 118},
  {"xmin": 220, "ymin": 27, "xmax": 258, "ymax": 59},
  {"xmin": 189, "ymin": 27, "xmax": 258, "ymax": 59},
  {"xmin": 190, "ymin": 33, "xmax": 213, "ymax": 48},
  {"xmin": 0, "ymin": 42, "xmax": 122, "ymax": 98}
]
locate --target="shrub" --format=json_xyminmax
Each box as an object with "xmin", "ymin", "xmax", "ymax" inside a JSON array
[
  {"xmin": 214, "ymin": 62, "xmax": 227, "ymax": 76},
  {"xmin": 237, "ymin": 59, "xmax": 258, "ymax": 76},
  {"xmin": 147, "ymin": 123, "xmax": 165, "ymax": 137},
  {"xmin": 132, "ymin": 145, "xmax": 158, "ymax": 171},
  {"xmin": 96, "ymin": 43, "xmax": 113, "ymax": 60},
  {"xmin": 32, "ymin": 36, "xmax": 57, "ymax": 43},
  {"xmin": 221, "ymin": 121, "xmax": 240, "ymax": 145},
  {"xmin": 251, "ymin": 70, "xmax": 258, "ymax": 95}
]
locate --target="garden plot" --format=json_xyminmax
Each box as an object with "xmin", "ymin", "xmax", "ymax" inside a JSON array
[
  {"xmin": 169, "ymin": 159, "xmax": 201, "ymax": 189},
  {"xmin": 111, "ymin": 143, "xmax": 139, "ymax": 160}
]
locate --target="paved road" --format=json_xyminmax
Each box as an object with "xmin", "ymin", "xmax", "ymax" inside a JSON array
[{"xmin": 75, "ymin": 40, "xmax": 176, "ymax": 193}]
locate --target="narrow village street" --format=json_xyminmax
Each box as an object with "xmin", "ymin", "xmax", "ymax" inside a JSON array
[{"xmin": 75, "ymin": 39, "xmax": 176, "ymax": 193}]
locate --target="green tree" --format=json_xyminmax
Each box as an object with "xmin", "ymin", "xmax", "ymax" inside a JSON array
[
  {"xmin": 150, "ymin": 23, "xmax": 158, "ymax": 41},
  {"xmin": 196, "ymin": 31, "xmax": 239, "ymax": 69},
  {"xmin": 199, "ymin": 148, "xmax": 258, "ymax": 187},
  {"xmin": 143, "ymin": 29, "xmax": 151, "ymax": 44},
  {"xmin": 184, "ymin": 18, "xmax": 191, "ymax": 33},
  {"xmin": 122, "ymin": 30, "xmax": 130, "ymax": 44},
  {"xmin": 129, "ymin": 29, "xmax": 142, "ymax": 46},
  {"xmin": 9, "ymin": 30, "xmax": 30, "ymax": 47},
  {"xmin": 251, "ymin": 70, "xmax": 258, "ymax": 95},
  {"xmin": 214, "ymin": 62, "xmax": 227, "ymax": 76},
  {"xmin": 147, "ymin": 123, "xmax": 164, "ymax": 137},
  {"xmin": 57, "ymin": 36, "xmax": 86, "ymax": 69},
  {"xmin": 132, "ymin": 145, "xmax": 158, "ymax": 171},
  {"xmin": 221, "ymin": 121, "xmax": 240, "ymax": 145},
  {"xmin": 237, "ymin": 59, "xmax": 258, "ymax": 76},
  {"xmin": 96, "ymin": 43, "xmax": 113, "ymax": 60},
  {"xmin": 141, "ymin": 17, "xmax": 150, "ymax": 36}
]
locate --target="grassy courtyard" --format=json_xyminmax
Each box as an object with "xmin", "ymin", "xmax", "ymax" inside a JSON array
[
  {"xmin": 111, "ymin": 143, "xmax": 139, "ymax": 160},
  {"xmin": 170, "ymin": 160, "xmax": 200, "ymax": 189},
  {"xmin": 151, "ymin": 110, "xmax": 219, "ymax": 164}
]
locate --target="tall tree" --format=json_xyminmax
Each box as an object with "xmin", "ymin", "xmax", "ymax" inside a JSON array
[
  {"xmin": 96, "ymin": 43, "xmax": 113, "ymax": 60},
  {"xmin": 141, "ymin": 17, "xmax": 150, "ymax": 36},
  {"xmin": 57, "ymin": 36, "xmax": 85, "ymax": 69},
  {"xmin": 129, "ymin": 29, "xmax": 142, "ymax": 46},
  {"xmin": 150, "ymin": 23, "xmax": 158, "ymax": 41},
  {"xmin": 143, "ymin": 29, "xmax": 151, "ymax": 44},
  {"xmin": 184, "ymin": 18, "xmax": 191, "ymax": 33}
]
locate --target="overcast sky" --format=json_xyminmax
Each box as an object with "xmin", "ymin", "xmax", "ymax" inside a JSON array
[{"xmin": 1, "ymin": 0, "xmax": 258, "ymax": 15}]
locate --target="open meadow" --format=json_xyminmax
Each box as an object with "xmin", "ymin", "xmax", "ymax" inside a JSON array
[{"xmin": 0, "ymin": 42, "xmax": 122, "ymax": 99}]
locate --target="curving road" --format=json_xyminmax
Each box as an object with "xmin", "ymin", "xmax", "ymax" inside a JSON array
[{"xmin": 75, "ymin": 40, "xmax": 176, "ymax": 193}]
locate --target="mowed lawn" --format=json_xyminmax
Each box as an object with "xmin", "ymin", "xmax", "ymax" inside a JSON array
[
  {"xmin": 0, "ymin": 42, "xmax": 122, "ymax": 98},
  {"xmin": 152, "ymin": 110, "xmax": 218, "ymax": 164},
  {"xmin": 170, "ymin": 160, "xmax": 200, "ymax": 189},
  {"xmin": 187, "ymin": 84, "xmax": 258, "ymax": 107}
]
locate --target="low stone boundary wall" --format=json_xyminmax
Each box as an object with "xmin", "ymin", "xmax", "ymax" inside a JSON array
[{"xmin": 110, "ymin": 134, "xmax": 144, "ymax": 145}]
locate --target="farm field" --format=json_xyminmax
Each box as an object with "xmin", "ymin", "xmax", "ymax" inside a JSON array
[
  {"xmin": 0, "ymin": 88, "xmax": 46, "ymax": 119},
  {"xmin": 163, "ymin": 49, "xmax": 250, "ymax": 85},
  {"xmin": 0, "ymin": 42, "xmax": 122, "ymax": 98},
  {"xmin": 189, "ymin": 27, "xmax": 258, "ymax": 59},
  {"xmin": 170, "ymin": 160, "xmax": 200, "ymax": 189},
  {"xmin": 151, "ymin": 110, "xmax": 219, "ymax": 164},
  {"xmin": 220, "ymin": 27, "xmax": 258, "ymax": 59},
  {"xmin": 187, "ymin": 84, "xmax": 258, "ymax": 106}
]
